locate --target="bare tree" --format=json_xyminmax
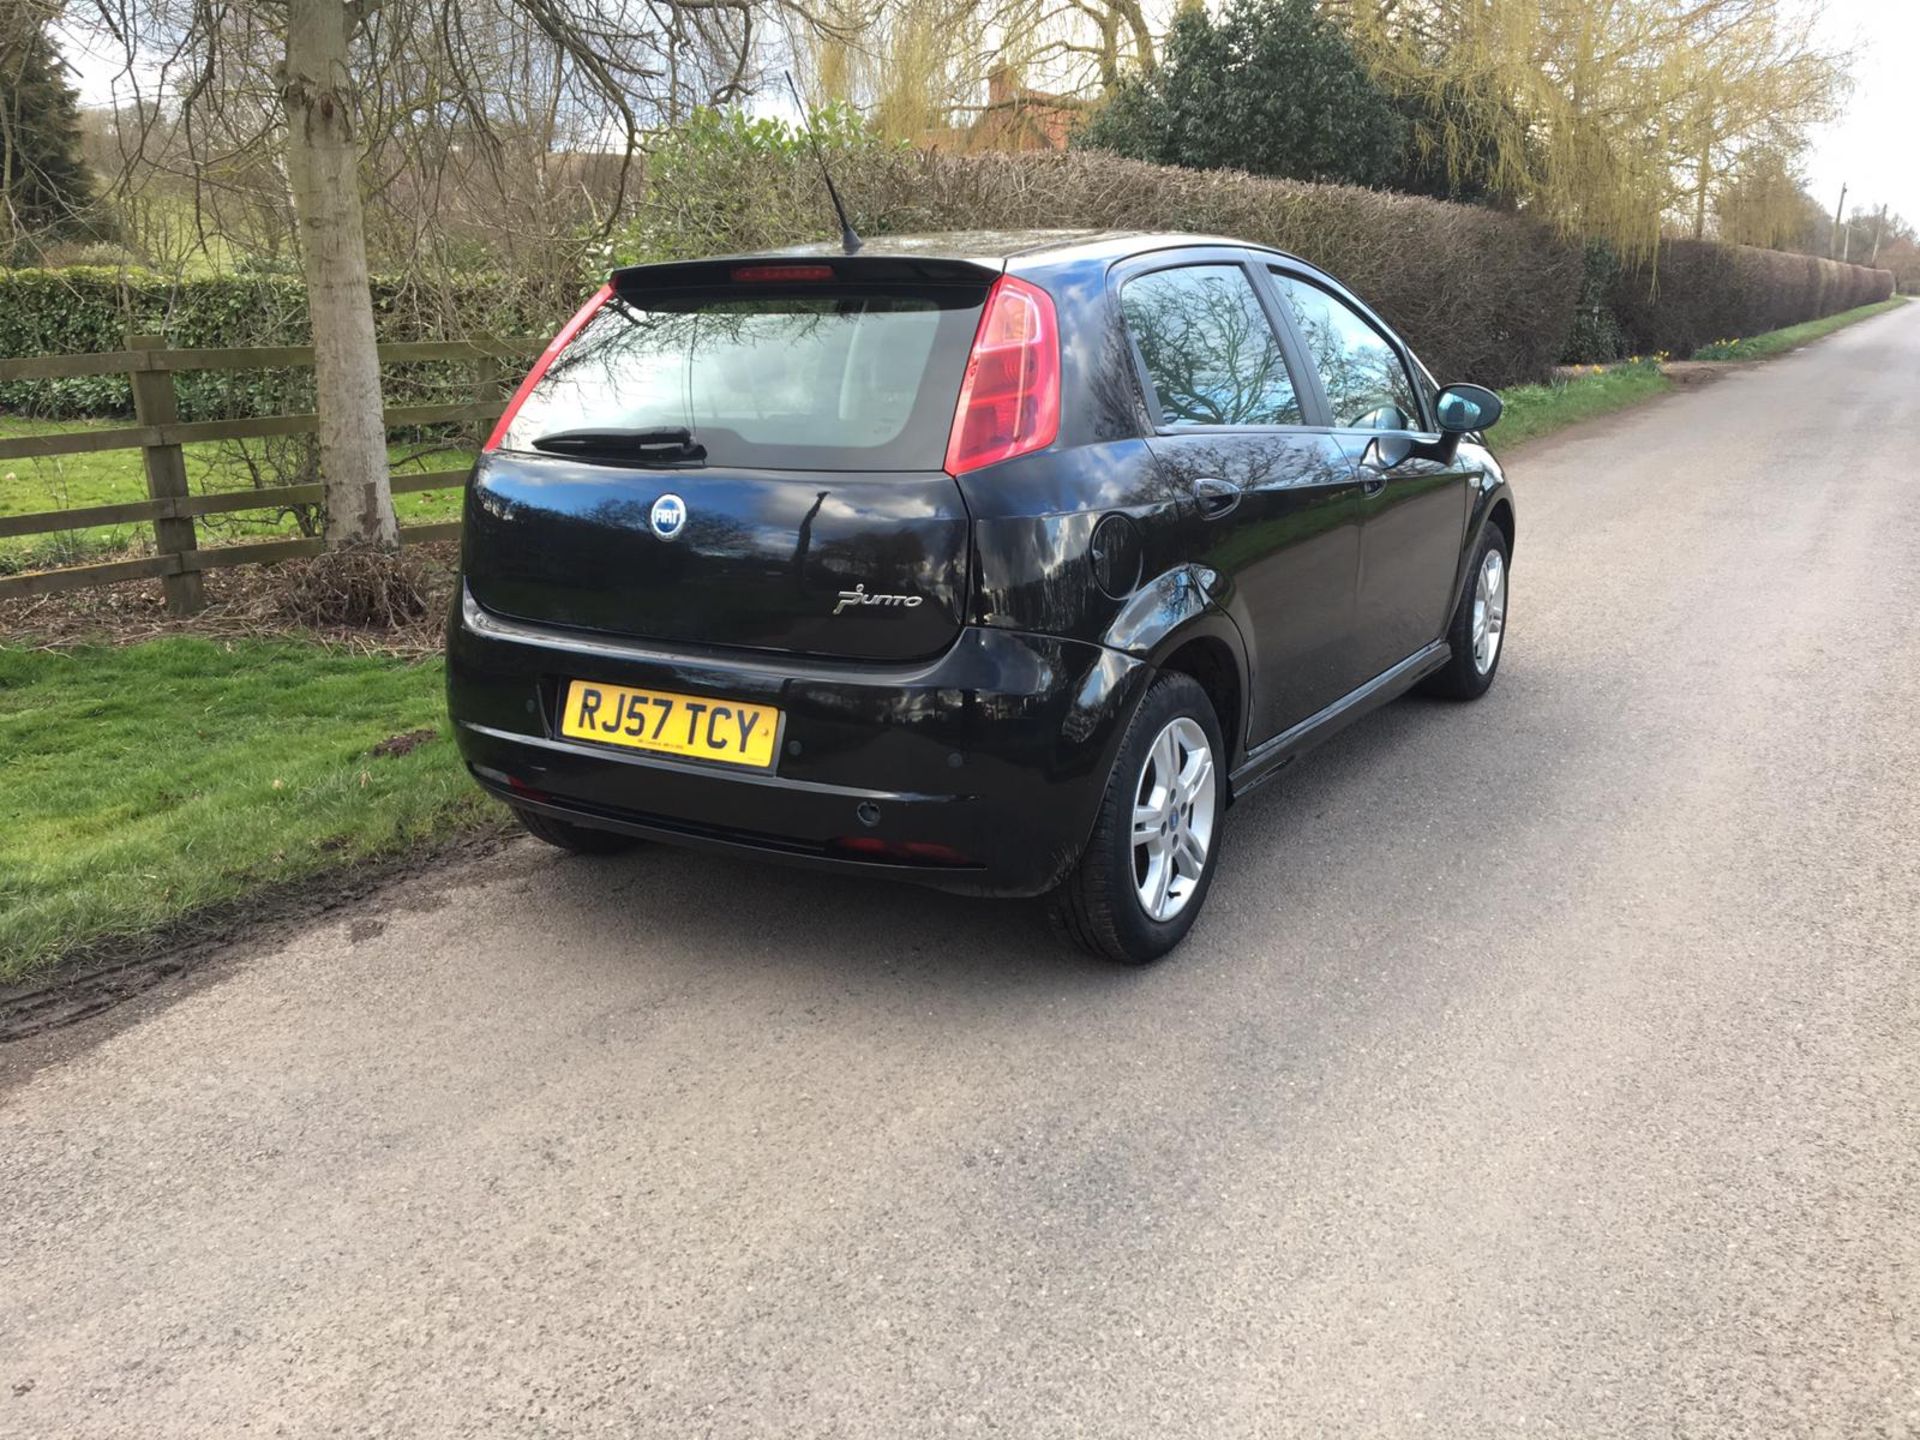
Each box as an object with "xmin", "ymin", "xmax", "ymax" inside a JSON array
[{"xmin": 64, "ymin": 0, "xmax": 835, "ymax": 551}]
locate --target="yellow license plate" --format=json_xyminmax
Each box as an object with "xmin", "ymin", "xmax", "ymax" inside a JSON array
[{"xmin": 559, "ymin": 680, "xmax": 779, "ymax": 768}]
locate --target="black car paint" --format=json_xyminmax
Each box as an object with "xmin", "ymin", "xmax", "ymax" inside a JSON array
[
  {"xmin": 464, "ymin": 462, "xmax": 972, "ymax": 662},
  {"xmin": 447, "ymin": 231, "xmax": 1515, "ymax": 895},
  {"xmin": 449, "ymin": 586, "xmax": 1149, "ymax": 895}
]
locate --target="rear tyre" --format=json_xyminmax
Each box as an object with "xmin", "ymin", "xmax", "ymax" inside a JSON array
[
  {"xmin": 1421, "ymin": 524, "xmax": 1510, "ymax": 700},
  {"xmin": 511, "ymin": 804, "xmax": 640, "ymax": 856},
  {"xmin": 1050, "ymin": 672, "xmax": 1226, "ymax": 965}
]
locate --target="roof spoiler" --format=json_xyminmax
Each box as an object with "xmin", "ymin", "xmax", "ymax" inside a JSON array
[{"xmin": 609, "ymin": 254, "xmax": 1002, "ymax": 297}]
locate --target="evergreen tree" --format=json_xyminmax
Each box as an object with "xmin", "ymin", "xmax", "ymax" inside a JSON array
[
  {"xmin": 1075, "ymin": 0, "xmax": 1406, "ymax": 190},
  {"xmin": 1, "ymin": 21, "xmax": 102, "ymax": 257}
]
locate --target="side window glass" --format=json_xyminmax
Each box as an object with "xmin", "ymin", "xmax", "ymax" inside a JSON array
[
  {"xmin": 1120, "ymin": 265, "xmax": 1303, "ymax": 428},
  {"xmin": 1270, "ymin": 272, "xmax": 1421, "ymax": 431}
]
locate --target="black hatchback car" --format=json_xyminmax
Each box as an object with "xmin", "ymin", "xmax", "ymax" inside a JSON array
[{"xmin": 448, "ymin": 231, "xmax": 1513, "ymax": 962}]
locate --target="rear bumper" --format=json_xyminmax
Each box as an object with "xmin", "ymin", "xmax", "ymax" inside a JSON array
[{"xmin": 446, "ymin": 585, "xmax": 1147, "ymax": 896}]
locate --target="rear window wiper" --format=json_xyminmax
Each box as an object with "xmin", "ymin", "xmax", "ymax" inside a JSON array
[{"xmin": 531, "ymin": 427, "xmax": 706, "ymax": 464}]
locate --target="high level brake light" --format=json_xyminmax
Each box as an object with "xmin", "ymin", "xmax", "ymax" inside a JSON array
[
  {"xmin": 944, "ymin": 275, "xmax": 1060, "ymax": 476},
  {"xmin": 482, "ymin": 282, "xmax": 613, "ymax": 453},
  {"xmin": 730, "ymin": 263, "xmax": 835, "ymax": 283}
]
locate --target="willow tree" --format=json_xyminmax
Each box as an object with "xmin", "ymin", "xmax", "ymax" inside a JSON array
[
  {"xmin": 1666, "ymin": 6, "xmax": 1846, "ymax": 240},
  {"xmin": 802, "ymin": 0, "xmax": 1152, "ymax": 142},
  {"xmin": 806, "ymin": 0, "xmax": 1016, "ymax": 138},
  {"xmin": 1333, "ymin": 0, "xmax": 1850, "ymax": 262},
  {"xmin": 68, "ymin": 0, "xmax": 835, "ymax": 552},
  {"xmin": 1713, "ymin": 147, "xmax": 1822, "ymax": 251}
]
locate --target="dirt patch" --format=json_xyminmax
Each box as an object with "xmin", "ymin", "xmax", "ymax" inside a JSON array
[
  {"xmin": 1660, "ymin": 359, "xmax": 1755, "ymax": 389},
  {"xmin": 0, "ymin": 826, "xmax": 510, "ymax": 1051},
  {"xmin": 370, "ymin": 726, "xmax": 438, "ymax": 759},
  {"xmin": 0, "ymin": 540, "xmax": 459, "ymax": 657}
]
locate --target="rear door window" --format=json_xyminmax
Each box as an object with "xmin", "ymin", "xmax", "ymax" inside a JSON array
[
  {"xmin": 1120, "ymin": 265, "xmax": 1305, "ymax": 428},
  {"xmin": 495, "ymin": 286, "xmax": 987, "ymax": 471},
  {"xmin": 1268, "ymin": 272, "xmax": 1423, "ymax": 431}
]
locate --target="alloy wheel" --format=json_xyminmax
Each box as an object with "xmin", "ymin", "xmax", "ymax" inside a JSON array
[
  {"xmin": 1131, "ymin": 717, "xmax": 1217, "ymax": 923},
  {"xmin": 1471, "ymin": 548, "xmax": 1506, "ymax": 675}
]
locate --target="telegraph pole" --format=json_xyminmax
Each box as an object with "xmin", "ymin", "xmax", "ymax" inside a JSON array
[{"xmin": 1831, "ymin": 182, "xmax": 1847, "ymax": 259}]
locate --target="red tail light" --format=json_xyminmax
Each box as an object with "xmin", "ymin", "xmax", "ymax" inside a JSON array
[
  {"xmin": 944, "ymin": 275, "xmax": 1060, "ymax": 476},
  {"xmin": 482, "ymin": 282, "xmax": 613, "ymax": 453}
]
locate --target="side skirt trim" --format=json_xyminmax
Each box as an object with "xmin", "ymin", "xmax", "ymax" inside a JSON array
[{"xmin": 1228, "ymin": 641, "xmax": 1451, "ymax": 799}]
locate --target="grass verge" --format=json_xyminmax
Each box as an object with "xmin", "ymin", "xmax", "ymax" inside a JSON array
[
  {"xmin": 1492, "ymin": 358, "xmax": 1673, "ymax": 451},
  {"xmin": 1494, "ymin": 295, "xmax": 1910, "ymax": 451},
  {"xmin": 1691, "ymin": 296, "xmax": 1909, "ymax": 360},
  {"xmin": 0, "ymin": 635, "xmax": 495, "ymax": 983}
]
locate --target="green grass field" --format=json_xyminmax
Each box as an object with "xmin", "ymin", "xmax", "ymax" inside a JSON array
[
  {"xmin": 0, "ymin": 636, "xmax": 497, "ymax": 982},
  {"xmin": 0, "ymin": 419, "xmax": 472, "ymax": 571}
]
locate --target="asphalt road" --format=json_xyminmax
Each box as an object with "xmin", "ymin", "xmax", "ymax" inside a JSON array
[{"xmin": 5, "ymin": 304, "xmax": 1919, "ymax": 1439}]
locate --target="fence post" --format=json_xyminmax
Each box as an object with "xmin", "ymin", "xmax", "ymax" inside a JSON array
[
  {"xmin": 128, "ymin": 333, "xmax": 205, "ymax": 615},
  {"xmin": 470, "ymin": 331, "xmax": 506, "ymax": 442}
]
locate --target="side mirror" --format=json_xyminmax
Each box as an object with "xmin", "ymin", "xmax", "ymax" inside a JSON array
[{"xmin": 1434, "ymin": 383, "xmax": 1503, "ymax": 435}]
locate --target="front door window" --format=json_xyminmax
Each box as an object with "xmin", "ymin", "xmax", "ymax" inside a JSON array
[{"xmin": 1269, "ymin": 273, "xmax": 1421, "ymax": 431}]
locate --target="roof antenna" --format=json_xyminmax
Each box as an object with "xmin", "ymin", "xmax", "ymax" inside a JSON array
[{"xmin": 784, "ymin": 71, "xmax": 862, "ymax": 255}]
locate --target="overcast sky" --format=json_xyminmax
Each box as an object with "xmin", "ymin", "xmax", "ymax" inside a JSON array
[
  {"xmin": 1802, "ymin": 0, "xmax": 1920, "ymax": 228},
  {"xmin": 55, "ymin": 0, "xmax": 1920, "ymax": 229}
]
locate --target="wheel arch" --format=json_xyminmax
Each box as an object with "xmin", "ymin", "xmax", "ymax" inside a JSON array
[
  {"xmin": 1447, "ymin": 481, "xmax": 1516, "ymax": 618},
  {"xmin": 1486, "ymin": 494, "xmax": 1516, "ymax": 555},
  {"xmin": 1153, "ymin": 635, "xmax": 1243, "ymax": 775},
  {"xmin": 1099, "ymin": 565, "xmax": 1254, "ymax": 768}
]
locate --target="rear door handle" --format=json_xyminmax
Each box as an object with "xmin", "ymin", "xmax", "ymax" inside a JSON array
[{"xmin": 1193, "ymin": 477, "xmax": 1242, "ymax": 519}]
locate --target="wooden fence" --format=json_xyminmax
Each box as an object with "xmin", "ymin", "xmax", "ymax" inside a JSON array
[{"xmin": 0, "ymin": 335, "xmax": 538, "ymax": 613}]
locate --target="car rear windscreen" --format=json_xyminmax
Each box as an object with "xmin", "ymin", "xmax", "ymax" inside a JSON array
[{"xmin": 494, "ymin": 286, "xmax": 990, "ymax": 471}]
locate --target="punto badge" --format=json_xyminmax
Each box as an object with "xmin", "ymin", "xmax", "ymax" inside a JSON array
[{"xmin": 835, "ymin": 584, "xmax": 924, "ymax": 616}]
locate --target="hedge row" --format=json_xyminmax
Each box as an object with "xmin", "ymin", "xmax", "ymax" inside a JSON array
[
  {"xmin": 0, "ymin": 268, "xmax": 564, "ymax": 420},
  {"xmin": 1603, "ymin": 240, "xmax": 1893, "ymax": 359},
  {"xmin": 629, "ymin": 147, "xmax": 1584, "ymax": 389},
  {"xmin": 628, "ymin": 146, "xmax": 1894, "ymax": 384},
  {"xmin": 912, "ymin": 154, "xmax": 1587, "ymax": 388}
]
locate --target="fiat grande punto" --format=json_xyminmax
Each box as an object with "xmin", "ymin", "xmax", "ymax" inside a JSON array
[{"xmin": 447, "ymin": 231, "xmax": 1513, "ymax": 963}]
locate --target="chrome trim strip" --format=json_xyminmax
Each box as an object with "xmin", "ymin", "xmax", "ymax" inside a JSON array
[
  {"xmin": 458, "ymin": 720, "xmax": 958, "ymax": 804},
  {"xmin": 460, "ymin": 583, "xmax": 953, "ymax": 683}
]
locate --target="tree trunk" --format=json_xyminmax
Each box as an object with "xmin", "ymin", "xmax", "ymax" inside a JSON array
[
  {"xmin": 280, "ymin": 0, "xmax": 395, "ymax": 551},
  {"xmin": 0, "ymin": 35, "xmax": 20, "ymax": 260},
  {"xmin": 1691, "ymin": 136, "xmax": 1710, "ymax": 240}
]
